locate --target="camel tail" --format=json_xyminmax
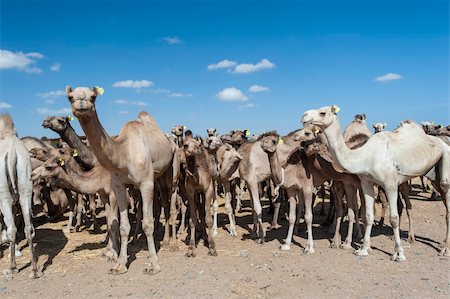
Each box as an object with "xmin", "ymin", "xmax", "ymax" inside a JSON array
[
  {"xmin": 171, "ymin": 146, "xmax": 180, "ymax": 192},
  {"xmin": 5, "ymin": 149, "xmax": 18, "ymax": 194}
]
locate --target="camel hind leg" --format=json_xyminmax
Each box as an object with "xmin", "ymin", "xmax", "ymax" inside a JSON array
[
  {"xmin": 0, "ymin": 190, "xmax": 17, "ymax": 275},
  {"xmin": 280, "ymin": 189, "xmax": 297, "ymax": 251},
  {"xmin": 355, "ymin": 181, "xmax": 375, "ymax": 257},
  {"xmin": 399, "ymin": 182, "xmax": 414, "ymax": 243},
  {"xmin": 438, "ymin": 151, "xmax": 450, "ymax": 256}
]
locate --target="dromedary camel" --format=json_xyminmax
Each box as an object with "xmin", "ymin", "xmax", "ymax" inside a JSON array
[
  {"xmin": 182, "ymin": 136, "xmax": 218, "ymax": 257},
  {"xmin": 302, "ymin": 106, "xmax": 450, "ymax": 260},
  {"xmin": 67, "ymin": 86, "xmax": 179, "ymax": 274},
  {"xmin": 42, "ymin": 116, "xmax": 97, "ymax": 170},
  {"xmin": 372, "ymin": 123, "xmax": 387, "ymax": 133},
  {"xmin": 0, "ymin": 114, "xmax": 40, "ymax": 278}
]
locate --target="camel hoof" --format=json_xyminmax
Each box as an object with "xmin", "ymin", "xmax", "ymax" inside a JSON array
[
  {"xmin": 29, "ymin": 270, "xmax": 43, "ymax": 279},
  {"xmin": 408, "ymin": 236, "xmax": 416, "ymax": 244},
  {"xmin": 330, "ymin": 240, "xmax": 340, "ymax": 248},
  {"xmin": 186, "ymin": 247, "xmax": 196, "ymax": 258},
  {"xmin": 340, "ymin": 242, "xmax": 353, "ymax": 250},
  {"xmin": 390, "ymin": 253, "xmax": 406, "ymax": 262},
  {"xmin": 212, "ymin": 230, "xmax": 218, "ymax": 237},
  {"xmin": 354, "ymin": 248, "xmax": 368, "ymax": 256},
  {"xmin": 109, "ymin": 263, "xmax": 128, "ymax": 275},
  {"xmin": 438, "ymin": 247, "xmax": 450, "ymax": 257},
  {"xmin": 303, "ymin": 247, "xmax": 315, "ymax": 254},
  {"xmin": 254, "ymin": 238, "xmax": 264, "ymax": 245},
  {"xmin": 229, "ymin": 229, "xmax": 237, "ymax": 237},
  {"xmin": 208, "ymin": 249, "xmax": 218, "ymax": 256},
  {"xmin": 144, "ymin": 264, "xmax": 161, "ymax": 275},
  {"xmin": 280, "ymin": 244, "xmax": 291, "ymax": 251}
]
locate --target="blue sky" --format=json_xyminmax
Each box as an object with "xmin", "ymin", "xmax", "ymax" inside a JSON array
[{"xmin": 1, "ymin": 0, "xmax": 448, "ymax": 139}]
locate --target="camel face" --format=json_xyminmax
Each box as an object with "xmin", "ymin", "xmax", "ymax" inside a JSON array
[
  {"xmin": 372, "ymin": 122, "xmax": 387, "ymax": 133},
  {"xmin": 42, "ymin": 116, "xmax": 68, "ymax": 133},
  {"xmin": 231, "ymin": 130, "xmax": 247, "ymax": 145},
  {"xmin": 301, "ymin": 106, "xmax": 336, "ymax": 129},
  {"xmin": 204, "ymin": 136, "xmax": 222, "ymax": 151},
  {"xmin": 66, "ymin": 86, "xmax": 98, "ymax": 118},
  {"xmin": 31, "ymin": 157, "xmax": 62, "ymax": 182},
  {"xmin": 437, "ymin": 125, "xmax": 450, "ymax": 137},
  {"xmin": 207, "ymin": 128, "xmax": 217, "ymax": 137},
  {"xmin": 183, "ymin": 138, "xmax": 202, "ymax": 157},
  {"xmin": 260, "ymin": 134, "xmax": 279, "ymax": 153},
  {"xmin": 171, "ymin": 125, "xmax": 184, "ymax": 136},
  {"xmin": 294, "ymin": 128, "xmax": 321, "ymax": 155}
]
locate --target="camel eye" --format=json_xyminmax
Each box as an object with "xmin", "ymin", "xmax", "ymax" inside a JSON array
[
  {"xmin": 320, "ymin": 112, "xmax": 326, "ymax": 116},
  {"xmin": 305, "ymin": 132, "xmax": 310, "ymax": 136}
]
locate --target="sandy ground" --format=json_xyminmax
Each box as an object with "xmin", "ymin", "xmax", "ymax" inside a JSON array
[{"xmin": 0, "ymin": 182, "xmax": 449, "ymax": 299}]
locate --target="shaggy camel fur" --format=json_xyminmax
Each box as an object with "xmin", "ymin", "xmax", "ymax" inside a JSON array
[
  {"xmin": 42, "ymin": 116, "xmax": 97, "ymax": 170},
  {"xmin": 67, "ymin": 86, "xmax": 179, "ymax": 274},
  {"xmin": 0, "ymin": 114, "xmax": 40, "ymax": 278},
  {"xmin": 183, "ymin": 137, "xmax": 217, "ymax": 257},
  {"xmin": 302, "ymin": 106, "xmax": 450, "ymax": 260}
]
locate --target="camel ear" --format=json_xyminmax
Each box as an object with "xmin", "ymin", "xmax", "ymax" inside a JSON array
[
  {"xmin": 65, "ymin": 86, "xmax": 72, "ymax": 95},
  {"xmin": 436, "ymin": 125, "xmax": 442, "ymax": 129},
  {"xmin": 362, "ymin": 114, "xmax": 367, "ymax": 120},
  {"xmin": 93, "ymin": 86, "xmax": 104, "ymax": 96},
  {"xmin": 372, "ymin": 124, "xmax": 376, "ymax": 129},
  {"xmin": 383, "ymin": 123, "xmax": 387, "ymax": 128},
  {"xmin": 331, "ymin": 105, "xmax": 340, "ymax": 114},
  {"xmin": 58, "ymin": 158, "xmax": 65, "ymax": 166}
]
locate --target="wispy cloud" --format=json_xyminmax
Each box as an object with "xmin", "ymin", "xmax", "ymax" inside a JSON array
[
  {"xmin": 374, "ymin": 72, "xmax": 403, "ymax": 82},
  {"xmin": 207, "ymin": 59, "xmax": 237, "ymax": 71},
  {"xmin": 168, "ymin": 92, "xmax": 193, "ymax": 98},
  {"xmin": 0, "ymin": 102, "xmax": 12, "ymax": 109},
  {"xmin": 112, "ymin": 80, "xmax": 154, "ymax": 89},
  {"xmin": 146, "ymin": 89, "xmax": 171, "ymax": 94},
  {"xmin": 118, "ymin": 110, "xmax": 129, "ymax": 115},
  {"xmin": 35, "ymin": 107, "xmax": 72, "ymax": 115},
  {"xmin": 113, "ymin": 99, "xmax": 148, "ymax": 106},
  {"xmin": 50, "ymin": 63, "xmax": 61, "ymax": 72},
  {"xmin": 36, "ymin": 90, "xmax": 66, "ymax": 104},
  {"xmin": 0, "ymin": 49, "xmax": 44, "ymax": 73},
  {"xmin": 249, "ymin": 85, "xmax": 270, "ymax": 93},
  {"xmin": 238, "ymin": 103, "xmax": 257, "ymax": 111},
  {"xmin": 216, "ymin": 87, "xmax": 248, "ymax": 101},
  {"xmin": 233, "ymin": 59, "xmax": 275, "ymax": 74},
  {"xmin": 162, "ymin": 36, "xmax": 183, "ymax": 44}
]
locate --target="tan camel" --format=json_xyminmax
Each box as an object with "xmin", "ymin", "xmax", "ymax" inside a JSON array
[
  {"xmin": 207, "ymin": 128, "xmax": 217, "ymax": 137},
  {"xmin": 302, "ymin": 106, "xmax": 450, "ymax": 260},
  {"xmin": 42, "ymin": 116, "xmax": 97, "ymax": 170},
  {"xmin": 0, "ymin": 114, "xmax": 40, "ymax": 278},
  {"xmin": 67, "ymin": 86, "xmax": 180, "ymax": 274},
  {"xmin": 372, "ymin": 123, "xmax": 387, "ymax": 133},
  {"xmin": 437, "ymin": 125, "xmax": 450, "ymax": 137},
  {"xmin": 183, "ymin": 137, "xmax": 217, "ymax": 257}
]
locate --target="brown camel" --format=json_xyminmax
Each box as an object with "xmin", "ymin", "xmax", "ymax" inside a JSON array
[
  {"xmin": 0, "ymin": 114, "xmax": 40, "ymax": 278},
  {"xmin": 302, "ymin": 106, "xmax": 450, "ymax": 260},
  {"xmin": 67, "ymin": 86, "xmax": 179, "ymax": 274},
  {"xmin": 183, "ymin": 136, "xmax": 217, "ymax": 257},
  {"xmin": 42, "ymin": 116, "xmax": 97, "ymax": 170}
]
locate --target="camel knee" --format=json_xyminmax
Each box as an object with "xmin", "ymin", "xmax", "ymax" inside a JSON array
[
  {"xmin": 440, "ymin": 180, "xmax": 449, "ymax": 193},
  {"xmin": 254, "ymin": 206, "xmax": 262, "ymax": 216},
  {"xmin": 142, "ymin": 220, "xmax": 154, "ymax": 234},
  {"xmin": 304, "ymin": 213, "xmax": 313, "ymax": 224},
  {"xmin": 389, "ymin": 214, "xmax": 399, "ymax": 228}
]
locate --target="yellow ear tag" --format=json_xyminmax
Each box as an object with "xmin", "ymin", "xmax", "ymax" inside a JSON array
[
  {"xmin": 313, "ymin": 126, "xmax": 320, "ymax": 134},
  {"xmin": 183, "ymin": 126, "xmax": 187, "ymax": 130},
  {"xmin": 245, "ymin": 131, "xmax": 251, "ymax": 137},
  {"xmin": 67, "ymin": 115, "xmax": 74, "ymax": 122},
  {"xmin": 331, "ymin": 105, "xmax": 341, "ymax": 113},
  {"xmin": 95, "ymin": 86, "xmax": 105, "ymax": 95},
  {"xmin": 72, "ymin": 149, "xmax": 78, "ymax": 157},
  {"xmin": 278, "ymin": 138, "xmax": 284, "ymax": 145},
  {"xmin": 59, "ymin": 159, "xmax": 65, "ymax": 166}
]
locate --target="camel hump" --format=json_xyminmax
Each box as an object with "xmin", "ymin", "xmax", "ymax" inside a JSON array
[
  {"xmin": 0, "ymin": 114, "xmax": 16, "ymax": 137},
  {"xmin": 137, "ymin": 111, "xmax": 158, "ymax": 127}
]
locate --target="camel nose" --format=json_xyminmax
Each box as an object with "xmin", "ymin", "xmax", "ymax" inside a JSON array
[{"xmin": 301, "ymin": 110, "xmax": 314, "ymax": 125}]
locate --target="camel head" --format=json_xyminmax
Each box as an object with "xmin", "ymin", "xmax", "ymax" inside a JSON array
[
  {"xmin": 30, "ymin": 147, "xmax": 77, "ymax": 162},
  {"xmin": 204, "ymin": 135, "xmax": 222, "ymax": 151},
  {"xmin": 183, "ymin": 137, "xmax": 202, "ymax": 157},
  {"xmin": 301, "ymin": 105, "xmax": 339, "ymax": 130},
  {"xmin": 218, "ymin": 144, "xmax": 243, "ymax": 179},
  {"xmin": 353, "ymin": 114, "xmax": 366, "ymax": 123},
  {"xmin": 207, "ymin": 128, "xmax": 217, "ymax": 137},
  {"xmin": 66, "ymin": 86, "xmax": 101, "ymax": 118},
  {"xmin": 230, "ymin": 130, "xmax": 249, "ymax": 145},
  {"xmin": 171, "ymin": 125, "xmax": 185, "ymax": 137},
  {"xmin": 31, "ymin": 156, "xmax": 68, "ymax": 182},
  {"xmin": 42, "ymin": 116, "xmax": 70, "ymax": 133},
  {"xmin": 372, "ymin": 122, "xmax": 387, "ymax": 133},
  {"xmin": 436, "ymin": 125, "xmax": 450, "ymax": 137},
  {"xmin": 421, "ymin": 121, "xmax": 441, "ymax": 136},
  {"xmin": 259, "ymin": 131, "xmax": 280, "ymax": 154},
  {"xmin": 294, "ymin": 127, "xmax": 323, "ymax": 156}
]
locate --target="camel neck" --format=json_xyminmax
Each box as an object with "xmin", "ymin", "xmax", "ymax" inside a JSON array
[
  {"xmin": 267, "ymin": 150, "xmax": 283, "ymax": 185},
  {"xmin": 176, "ymin": 135, "xmax": 184, "ymax": 148},
  {"xmin": 77, "ymin": 111, "xmax": 122, "ymax": 172},
  {"xmin": 60, "ymin": 123, "xmax": 96, "ymax": 169},
  {"xmin": 205, "ymin": 149, "xmax": 219, "ymax": 179},
  {"xmin": 322, "ymin": 117, "xmax": 363, "ymax": 173}
]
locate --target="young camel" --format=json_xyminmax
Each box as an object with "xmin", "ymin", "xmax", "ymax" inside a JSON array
[
  {"xmin": 183, "ymin": 137, "xmax": 218, "ymax": 257},
  {"xmin": 67, "ymin": 86, "xmax": 179, "ymax": 274},
  {"xmin": 302, "ymin": 106, "xmax": 450, "ymax": 260},
  {"xmin": 0, "ymin": 114, "xmax": 40, "ymax": 278}
]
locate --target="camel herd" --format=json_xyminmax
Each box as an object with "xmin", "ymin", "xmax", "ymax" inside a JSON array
[{"xmin": 0, "ymin": 85, "xmax": 449, "ymax": 279}]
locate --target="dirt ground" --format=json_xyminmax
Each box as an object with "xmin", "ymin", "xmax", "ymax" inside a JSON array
[{"xmin": 0, "ymin": 181, "xmax": 449, "ymax": 299}]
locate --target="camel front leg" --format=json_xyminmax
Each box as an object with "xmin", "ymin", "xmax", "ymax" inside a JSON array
[
  {"xmin": 330, "ymin": 182, "xmax": 344, "ymax": 248},
  {"xmin": 355, "ymin": 181, "xmax": 375, "ymax": 257},
  {"xmin": 247, "ymin": 181, "xmax": 265, "ymax": 244},
  {"xmin": 212, "ymin": 194, "xmax": 219, "ymax": 237},
  {"xmin": 204, "ymin": 185, "xmax": 218, "ymax": 256},
  {"xmin": 102, "ymin": 193, "xmax": 119, "ymax": 262},
  {"xmin": 302, "ymin": 187, "xmax": 315, "ymax": 254},
  {"xmin": 385, "ymin": 186, "xmax": 406, "ymax": 262},
  {"xmin": 75, "ymin": 193, "xmax": 83, "ymax": 232},
  {"xmin": 342, "ymin": 184, "xmax": 358, "ymax": 250},
  {"xmin": 280, "ymin": 189, "xmax": 296, "ymax": 251},
  {"xmin": 109, "ymin": 181, "xmax": 131, "ymax": 274},
  {"xmin": 186, "ymin": 186, "xmax": 197, "ymax": 257},
  {"xmin": 399, "ymin": 182, "xmax": 414, "ymax": 243},
  {"xmin": 223, "ymin": 181, "xmax": 237, "ymax": 236}
]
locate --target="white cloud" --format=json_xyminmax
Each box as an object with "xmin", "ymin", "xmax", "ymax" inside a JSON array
[
  {"xmin": 118, "ymin": 110, "xmax": 129, "ymax": 114},
  {"xmin": 113, "ymin": 99, "xmax": 148, "ymax": 106},
  {"xmin": 146, "ymin": 88, "xmax": 170, "ymax": 94},
  {"xmin": 35, "ymin": 107, "xmax": 72, "ymax": 115},
  {"xmin": 0, "ymin": 102, "xmax": 12, "ymax": 109},
  {"xmin": 238, "ymin": 103, "xmax": 257, "ymax": 111},
  {"xmin": 50, "ymin": 63, "xmax": 61, "ymax": 72},
  {"xmin": 208, "ymin": 59, "xmax": 237, "ymax": 71},
  {"xmin": 112, "ymin": 80, "xmax": 154, "ymax": 88},
  {"xmin": 233, "ymin": 59, "xmax": 275, "ymax": 74},
  {"xmin": 0, "ymin": 49, "xmax": 44, "ymax": 73},
  {"xmin": 163, "ymin": 36, "xmax": 183, "ymax": 44},
  {"xmin": 168, "ymin": 92, "xmax": 193, "ymax": 98},
  {"xmin": 37, "ymin": 90, "xmax": 65, "ymax": 99},
  {"xmin": 374, "ymin": 72, "xmax": 403, "ymax": 82},
  {"xmin": 216, "ymin": 87, "xmax": 248, "ymax": 101},
  {"xmin": 249, "ymin": 85, "xmax": 270, "ymax": 93}
]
